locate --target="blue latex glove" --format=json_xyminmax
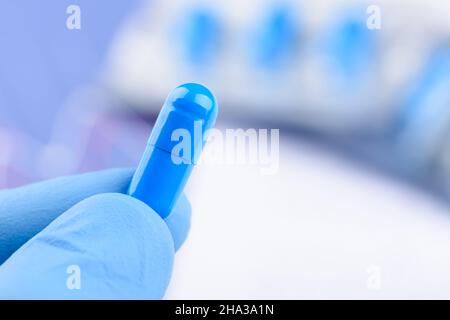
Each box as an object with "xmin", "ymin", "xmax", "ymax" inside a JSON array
[{"xmin": 0, "ymin": 168, "xmax": 191, "ymax": 299}]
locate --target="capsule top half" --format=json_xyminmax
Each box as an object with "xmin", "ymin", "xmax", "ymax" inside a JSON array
[{"xmin": 148, "ymin": 83, "xmax": 218, "ymax": 164}]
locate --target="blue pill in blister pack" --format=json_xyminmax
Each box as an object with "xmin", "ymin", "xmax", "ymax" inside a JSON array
[
  {"xmin": 324, "ymin": 14, "xmax": 377, "ymax": 80},
  {"xmin": 128, "ymin": 83, "xmax": 218, "ymax": 218},
  {"xmin": 180, "ymin": 8, "xmax": 221, "ymax": 66},
  {"xmin": 252, "ymin": 4, "xmax": 299, "ymax": 69},
  {"xmin": 393, "ymin": 47, "xmax": 450, "ymax": 169}
]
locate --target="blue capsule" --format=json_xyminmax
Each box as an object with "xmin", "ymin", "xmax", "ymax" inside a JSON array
[
  {"xmin": 323, "ymin": 14, "xmax": 377, "ymax": 80},
  {"xmin": 179, "ymin": 8, "xmax": 221, "ymax": 66},
  {"xmin": 128, "ymin": 83, "xmax": 218, "ymax": 218},
  {"xmin": 251, "ymin": 4, "xmax": 300, "ymax": 69},
  {"xmin": 393, "ymin": 47, "xmax": 450, "ymax": 170}
]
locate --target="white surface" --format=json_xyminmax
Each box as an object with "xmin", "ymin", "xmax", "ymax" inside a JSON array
[{"xmin": 165, "ymin": 135, "xmax": 450, "ymax": 299}]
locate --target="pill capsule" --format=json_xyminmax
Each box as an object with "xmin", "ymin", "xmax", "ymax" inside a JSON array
[
  {"xmin": 393, "ymin": 47, "xmax": 450, "ymax": 171},
  {"xmin": 180, "ymin": 8, "xmax": 221, "ymax": 66},
  {"xmin": 252, "ymin": 4, "xmax": 299, "ymax": 69},
  {"xmin": 128, "ymin": 83, "xmax": 218, "ymax": 218},
  {"xmin": 324, "ymin": 14, "xmax": 376, "ymax": 79}
]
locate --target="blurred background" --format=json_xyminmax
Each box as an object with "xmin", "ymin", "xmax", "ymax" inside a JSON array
[{"xmin": 2, "ymin": 0, "xmax": 450, "ymax": 298}]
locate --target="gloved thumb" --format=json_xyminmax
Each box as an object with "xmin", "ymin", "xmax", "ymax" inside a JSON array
[{"xmin": 0, "ymin": 193, "xmax": 174, "ymax": 299}]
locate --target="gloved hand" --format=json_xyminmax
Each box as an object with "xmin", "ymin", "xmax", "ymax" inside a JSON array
[{"xmin": 0, "ymin": 168, "xmax": 191, "ymax": 299}]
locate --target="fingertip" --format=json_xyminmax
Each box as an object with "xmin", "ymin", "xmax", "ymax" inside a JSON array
[
  {"xmin": 164, "ymin": 193, "xmax": 192, "ymax": 251},
  {"xmin": 0, "ymin": 193, "xmax": 175, "ymax": 299},
  {"xmin": 0, "ymin": 167, "xmax": 136, "ymax": 265}
]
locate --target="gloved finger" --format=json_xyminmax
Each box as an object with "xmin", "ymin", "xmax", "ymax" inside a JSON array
[
  {"xmin": 165, "ymin": 193, "xmax": 191, "ymax": 251},
  {"xmin": 0, "ymin": 193, "xmax": 174, "ymax": 299},
  {"xmin": 0, "ymin": 168, "xmax": 191, "ymax": 264},
  {"xmin": 0, "ymin": 168, "xmax": 133, "ymax": 264}
]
